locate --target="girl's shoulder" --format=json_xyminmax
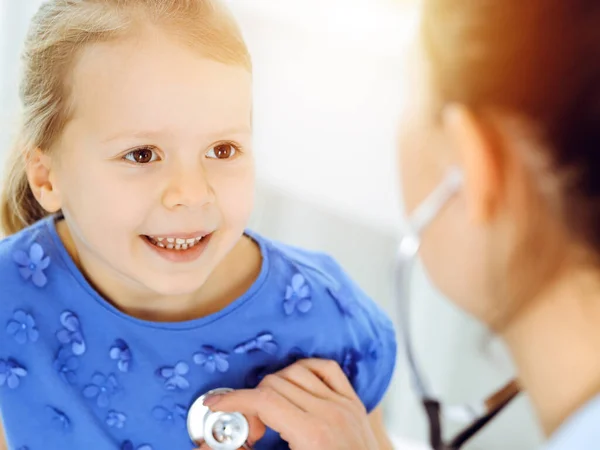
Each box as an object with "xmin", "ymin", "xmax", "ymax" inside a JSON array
[
  {"xmin": 0, "ymin": 217, "xmax": 55, "ymax": 288},
  {"xmin": 0, "ymin": 217, "xmax": 62, "ymax": 321},
  {"xmin": 252, "ymin": 230, "xmax": 394, "ymax": 325}
]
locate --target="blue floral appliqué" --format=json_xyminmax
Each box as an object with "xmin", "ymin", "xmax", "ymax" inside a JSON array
[
  {"xmin": 193, "ymin": 346, "xmax": 229, "ymax": 374},
  {"xmin": 234, "ymin": 332, "xmax": 278, "ymax": 356},
  {"xmin": 156, "ymin": 362, "xmax": 189, "ymax": 390},
  {"xmin": 13, "ymin": 242, "xmax": 51, "ymax": 287},
  {"xmin": 53, "ymin": 346, "xmax": 79, "ymax": 385},
  {"xmin": 245, "ymin": 347, "xmax": 310, "ymax": 388},
  {"xmin": 110, "ymin": 339, "xmax": 131, "ymax": 373},
  {"xmin": 340, "ymin": 348, "xmax": 362, "ymax": 385},
  {"xmin": 151, "ymin": 396, "xmax": 187, "ymax": 428},
  {"xmin": 366, "ymin": 340, "xmax": 382, "ymax": 361},
  {"xmin": 6, "ymin": 310, "xmax": 39, "ymax": 344},
  {"xmin": 107, "ymin": 410, "xmax": 127, "ymax": 429},
  {"xmin": 327, "ymin": 285, "xmax": 360, "ymax": 317},
  {"xmin": 121, "ymin": 441, "xmax": 153, "ymax": 450},
  {"xmin": 46, "ymin": 406, "xmax": 71, "ymax": 432},
  {"xmin": 83, "ymin": 372, "xmax": 119, "ymax": 407},
  {"xmin": 284, "ymin": 273, "xmax": 312, "ymax": 315},
  {"xmin": 0, "ymin": 358, "xmax": 27, "ymax": 389},
  {"xmin": 56, "ymin": 311, "xmax": 86, "ymax": 355}
]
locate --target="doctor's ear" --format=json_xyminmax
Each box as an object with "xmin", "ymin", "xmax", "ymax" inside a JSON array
[
  {"xmin": 26, "ymin": 148, "xmax": 63, "ymax": 213},
  {"xmin": 442, "ymin": 104, "xmax": 504, "ymax": 224}
]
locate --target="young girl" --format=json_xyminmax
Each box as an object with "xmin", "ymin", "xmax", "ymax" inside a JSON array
[{"xmin": 0, "ymin": 1, "xmax": 396, "ymax": 449}]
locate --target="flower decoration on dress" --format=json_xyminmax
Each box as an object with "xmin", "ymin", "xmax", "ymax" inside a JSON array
[
  {"xmin": 82, "ymin": 372, "xmax": 119, "ymax": 407},
  {"xmin": 13, "ymin": 243, "xmax": 51, "ymax": 287},
  {"xmin": 193, "ymin": 346, "xmax": 230, "ymax": 374},
  {"xmin": 245, "ymin": 347, "xmax": 311, "ymax": 388},
  {"xmin": 234, "ymin": 332, "xmax": 278, "ymax": 356},
  {"xmin": 46, "ymin": 406, "xmax": 71, "ymax": 432},
  {"xmin": 340, "ymin": 348, "xmax": 362, "ymax": 385},
  {"xmin": 6, "ymin": 310, "xmax": 39, "ymax": 344},
  {"xmin": 283, "ymin": 273, "xmax": 312, "ymax": 315},
  {"xmin": 106, "ymin": 410, "xmax": 127, "ymax": 429},
  {"xmin": 109, "ymin": 339, "xmax": 132, "ymax": 373},
  {"xmin": 0, "ymin": 358, "xmax": 27, "ymax": 389},
  {"xmin": 151, "ymin": 396, "xmax": 187, "ymax": 428},
  {"xmin": 156, "ymin": 362, "xmax": 190, "ymax": 391},
  {"xmin": 366, "ymin": 339, "xmax": 382, "ymax": 362},
  {"xmin": 56, "ymin": 311, "xmax": 86, "ymax": 356},
  {"xmin": 53, "ymin": 346, "xmax": 79, "ymax": 385}
]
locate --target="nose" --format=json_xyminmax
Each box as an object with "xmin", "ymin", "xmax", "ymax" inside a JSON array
[{"xmin": 161, "ymin": 163, "xmax": 215, "ymax": 210}]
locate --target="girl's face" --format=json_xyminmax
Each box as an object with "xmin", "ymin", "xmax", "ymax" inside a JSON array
[{"xmin": 38, "ymin": 28, "xmax": 254, "ymax": 298}]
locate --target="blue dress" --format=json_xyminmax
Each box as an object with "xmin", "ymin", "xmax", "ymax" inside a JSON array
[{"xmin": 0, "ymin": 216, "xmax": 396, "ymax": 450}]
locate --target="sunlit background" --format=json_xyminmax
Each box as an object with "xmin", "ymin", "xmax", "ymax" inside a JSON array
[{"xmin": 0, "ymin": 1, "xmax": 542, "ymax": 448}]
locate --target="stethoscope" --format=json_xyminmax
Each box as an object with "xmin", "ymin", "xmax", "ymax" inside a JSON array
[
  {"xmin": 395, "ymin": 167, "xmax": 520, "ymax": 449},
  {"xmin": 187, "ymin": 387, "xmax": 253, "ymax": 450},
  {"xmin": 186, "ymin": 168, "xmax": 520, "ymax": 450}
]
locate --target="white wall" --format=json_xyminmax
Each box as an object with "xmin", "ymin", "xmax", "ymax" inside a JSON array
[{"xmin": 234, "ymin": 0, "xmax": 409, "ymax": 233}]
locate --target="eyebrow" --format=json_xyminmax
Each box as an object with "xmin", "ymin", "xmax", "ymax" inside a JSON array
[{"xmin": 101, "ymin": 126, "xmax": 252, "ymax": 144}]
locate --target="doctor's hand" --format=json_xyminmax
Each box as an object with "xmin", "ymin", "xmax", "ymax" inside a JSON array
[{"xmin": 199, "ymin": 358, "xmax": 381, "ymax": 450}]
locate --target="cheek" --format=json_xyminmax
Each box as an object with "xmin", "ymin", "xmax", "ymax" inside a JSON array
[
  {"xmin": 416, "ymin": 189, "xmax": 496, "ymax": 322},
  {"xmin": 58, "ymin": 162, "xmax": 151, "ymax": 233},
  {"xmin": 397, "ymin": 126, "xmax": 495, "ymax": 322},
  {"xmin": 212, "ymin": 164, "xmax": 255, "ymax": 227}
]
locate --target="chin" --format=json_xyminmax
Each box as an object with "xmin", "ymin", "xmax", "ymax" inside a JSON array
[{"xmin": 138, "ymin": 273, "xmax": 209, "ymax": 297}]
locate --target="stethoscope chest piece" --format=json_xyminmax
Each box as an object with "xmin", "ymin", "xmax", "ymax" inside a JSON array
[{"xmin": 187, "ymin": 388, "xmax": 250, "ymax": 450}]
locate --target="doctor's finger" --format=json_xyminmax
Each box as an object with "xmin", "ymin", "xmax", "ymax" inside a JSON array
[
  {"xmin": 204, "ymin": 386, "xmax": 312, "ymax": 444},
  {"xmin": 275, "ymin": 361, "xmax": 340, "ymax": 402},
  {"xmin": 259, "ymin": 372, "xmax": 329, "ymax": 413},
  {"xmin": 296, "ymin": 358, "xmax": 359, "ymax": 401}
]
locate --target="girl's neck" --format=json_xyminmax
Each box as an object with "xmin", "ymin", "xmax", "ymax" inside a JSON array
[
  {"xmin": 502, "ymin": 266, "xmax": 600, "ymax": 437},
  {"xmin": 56, "ymin": 219, "xmax": 262, "ymax": 322}
]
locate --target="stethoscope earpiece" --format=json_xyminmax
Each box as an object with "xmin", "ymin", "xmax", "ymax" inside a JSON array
[{"xmin": 187, "ymin": 387, "xmax": 252, "ymax": 450}]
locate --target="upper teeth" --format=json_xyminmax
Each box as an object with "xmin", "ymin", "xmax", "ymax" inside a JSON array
[
  {"xmin": 152, "ymin": 236, "xmax": 202, "ymax": 241},
  {"xmin": 148, "ymin": 235, "xmax": 203, "ymax": 250}
]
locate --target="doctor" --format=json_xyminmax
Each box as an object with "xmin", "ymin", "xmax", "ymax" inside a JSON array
[{"xmin": 201, "ymin": 0, "xmax": 600, "ymax": 448}]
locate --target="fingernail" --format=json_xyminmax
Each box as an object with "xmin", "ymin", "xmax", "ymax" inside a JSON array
[{"xmin": 203, "ymin": 393, "xmax": 223, "ymax": 407}]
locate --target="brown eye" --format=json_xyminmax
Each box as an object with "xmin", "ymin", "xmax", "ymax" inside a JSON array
[
  {"xmin": 207, "ymin": 143, "xmax": 238, "ymax": 160},
  {"xmin": 124, "ymin": 147, "xmax": 159, "ymax": 164}
]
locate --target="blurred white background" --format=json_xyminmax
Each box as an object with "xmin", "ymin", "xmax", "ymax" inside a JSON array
[{"xmin": 0, "ymin": 1, "xmax": 543, "ymax": 448}]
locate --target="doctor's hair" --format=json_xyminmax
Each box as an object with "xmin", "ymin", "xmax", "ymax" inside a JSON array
[
  {"xmin": 422, "ymin": 1, "xmax": 600, "ymax": 290},
  {"xmin": 0, "ymin": 0, "xmax": 251, "ymax": 237}
]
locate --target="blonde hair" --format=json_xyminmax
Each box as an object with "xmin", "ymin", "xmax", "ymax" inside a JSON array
[{"xmin": 1, "ymin": 0, "xmax": 251, "ymax": 236}]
